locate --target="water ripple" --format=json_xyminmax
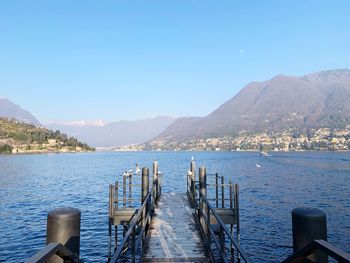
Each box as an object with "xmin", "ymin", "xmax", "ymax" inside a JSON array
[{"xmin": 0, "ymin": 152, "xmax": 349, "ymax": 262}]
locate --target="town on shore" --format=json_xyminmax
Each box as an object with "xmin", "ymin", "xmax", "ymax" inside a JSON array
[{"xmin": 116, "ymin": 127, "xmax": 350, "ymax": 152}]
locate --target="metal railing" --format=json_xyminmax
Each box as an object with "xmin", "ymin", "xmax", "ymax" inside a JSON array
[
  {"xmin": 109, "ymin": 191, "xmax": 152, "ymax": 263},
  {"xmin": 282, "ymin": 239, "xmax": 350, "ymax": 263},
  {"xmin": 196, "ymin": 187, "xmax": 250, "ymax": 263},
  {"xmin": 108, "ymin": 164, "xmax": 161, "ymax": 263},
  {"xmin": 187, "ymin": 165, "xmax": 250, "ymax": 262},
  {"xmin": 25, "ymin": 242, "xmax": 81, "ymax": 263}
]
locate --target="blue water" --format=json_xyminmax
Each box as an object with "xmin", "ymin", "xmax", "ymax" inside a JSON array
[{"xmin": 0, "ymin": 151, "xmax": 349, "ymax": 262}]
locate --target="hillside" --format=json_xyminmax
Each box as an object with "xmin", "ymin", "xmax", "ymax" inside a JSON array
[
  {"xmin": 0, "ymin": 98, "xmax": 42, "ymax": 126},
  {"xmin": 145, "ymin": 69, "xmax": 350, "ymax": 151},
  {"xmin": 0, "ymin": 118, "xmax": 94, "ymax": 153},
  {"xmin": 157, "ymin": 69, "xmax": 350, "ymax": 139}
]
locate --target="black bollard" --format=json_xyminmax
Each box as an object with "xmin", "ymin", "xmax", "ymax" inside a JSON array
[
  {"xmin": 292, "ymin": 207, "xmax": 327, "ymax": 263},
  {"xmin": 46, "ymin": 207, "xmax": 81, "ymax": 263}
]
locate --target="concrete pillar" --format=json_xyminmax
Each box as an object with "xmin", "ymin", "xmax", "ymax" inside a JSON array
[
  {"xmin": 46, "ymin": 207, "xmax": 81, "ymax": 263},
  {"xmin": 292, "ymin": 207, "xmax": 327, "ymax": 263}
]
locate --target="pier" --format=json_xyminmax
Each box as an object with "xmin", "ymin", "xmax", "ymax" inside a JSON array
[
  {"xmin": 107, "ymin": 160, "xmax": 249, "ymax": 263},
  {"xmin": 25, "ymin": 159, "xmax": 350, "ymax": 263},
  {"xmin": 143, "ymin": 192, "xmax": 210, "ymax": 262}
]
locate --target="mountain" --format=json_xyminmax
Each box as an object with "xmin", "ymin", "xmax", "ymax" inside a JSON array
[
  {"xmin": 46, "ymin": 116, "xmax": 176, "ymax": 147},
  {"xmin": 157, "ymin": 69, "xmax": 350, "ymax": 140},
  {"xmin": 52, "ymin": 120, "xmax": 106, "ymax": 127},
  {"xmin": 0, "ymin": 98, "xmax": 42, "ymax": 126}
]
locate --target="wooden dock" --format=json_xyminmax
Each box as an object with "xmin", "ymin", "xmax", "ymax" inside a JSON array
[{"xmin": 142, "ymin": 192, "xmax": 210, "ymax": 263}]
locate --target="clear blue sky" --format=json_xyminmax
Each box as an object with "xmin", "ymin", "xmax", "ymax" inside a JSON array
[{"xmin": 0, "ymin": 1, "xmax": 349, "ymax": 123}]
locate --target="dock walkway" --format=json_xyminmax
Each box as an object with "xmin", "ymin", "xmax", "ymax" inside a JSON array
[{"xmin": 142, "ymin": 192, "xmax": 210, "ymax": 262}]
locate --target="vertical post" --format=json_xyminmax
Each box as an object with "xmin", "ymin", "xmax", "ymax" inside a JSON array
[
  {"xmin": 123, "ymin": 174, "xmax": 126, "ymax": 208},
  {"xmin": 190, "ymin": 160, "xmax": 196, "ymax": 201},
  {"xmin": 115, "ymin": 181, "xmax": 118, "ymax": 252},
  {"xmin": 46, "ymin": 208, "xmax": 81, "ymax": 263},
  {"xmin": 109, "ymin": 184, "xmax": 113, "ymax": 219},
  {"xmin": 129, "ymin": 174, "xmax": 132, "ymax": 207},
  {"xmin": 292, "ymin": 207, "xmax": 328, "ymax": 263},
  {"xmin": 229, "ymin": 180, "xmax": 234, "ymax": 258},
  {"xmin": 108, "ymin": 220, "xmax": 111, "ymax": 261},
  {"xmin": 215, "ymin": 173, "xmax": 219, "ymax": 208},
  {"xmin": 108, "ymin": 184, "xmax": 114, "ymax": 261},
  {"xmin": 142, "ymin": 167, "xmax": 149, "ymax": 231},
  {"xmin": 115, "ymin": 181, "xmax": 118, "ymax": 210},
  {"xmin": 235, "ymin": 184, "xmax": 240, "ymax": 261},
  {"xmin": 114, "ymin": 225, "xmax": 118, "ymax": 253},
  {"xmin": 221, "ymin": 176, "xmax": 225, "ymax": 208},
  {"xmin": 219, "ymin": 225, "xmax": 225, "ymax": 259},
  {"xmin": 131, "ymin": 225, "xmax": 136, "ymax": 263},
  {"xmin": 199, "ymin": 166, "xmax": 208, "ymax": 239},
  {"xmin": 153, "ymin": 161, "xmax": 158, "ymax": 203},
  {"xmin": 142, "ymin": 167, "xmax": 149, "ymax": 202}
]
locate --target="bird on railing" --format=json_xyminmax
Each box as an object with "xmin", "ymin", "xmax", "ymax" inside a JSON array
[{"xmin": 135, "ymin": 163, "xmax": 141, "ymax": 174}]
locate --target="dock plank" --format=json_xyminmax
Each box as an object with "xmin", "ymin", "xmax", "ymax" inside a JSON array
[{"xmin": 142, "ymin": 193, "xmax": 210, "ymax": 263}]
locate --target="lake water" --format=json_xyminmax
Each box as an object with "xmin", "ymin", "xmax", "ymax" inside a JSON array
[{"xmin": 0, "ymin": 151, "xmax": 349, "ymax": 262}]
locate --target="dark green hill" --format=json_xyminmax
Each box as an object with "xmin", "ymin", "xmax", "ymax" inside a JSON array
[{"xmin": 0, "ymin": 118, "xmax": 94, "ymax": 153}]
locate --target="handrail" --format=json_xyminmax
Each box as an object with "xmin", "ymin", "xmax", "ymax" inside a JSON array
[
  {"xmin": 109, "ymin": 169, "xmax": 162, "ymax": 263},
  {"xmin": 197, "ymin": 190, "xmax": 251, "ymax": 263},
  {"xmin": 25, "ymin": 242, "xmax": 81, "ymax": 263},
  {"xmin": 281, "ymin": 239, "xmax": 350, "ymax": 263},
  {"xmin": 109, "ymin": 191, "xmax": 152, "ymax": 263}
]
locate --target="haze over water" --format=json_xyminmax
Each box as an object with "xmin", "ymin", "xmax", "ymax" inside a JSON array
[{"xmin": 0, "ymin": 151, "xmax": 349, "ymax": 262}]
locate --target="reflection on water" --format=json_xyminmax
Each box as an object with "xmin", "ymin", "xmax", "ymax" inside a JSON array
[{"xmin": 0, "ymin": 151, "xmax": 349, "ymax": 262}]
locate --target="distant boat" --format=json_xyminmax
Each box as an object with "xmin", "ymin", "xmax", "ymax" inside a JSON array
[
  {"xmin": 259, "ymin": 151, "xmax": 269, "ymax": 157},
  {"xmin": 256, "ymin": 163, "xmax": 261, "ymax": 168}
]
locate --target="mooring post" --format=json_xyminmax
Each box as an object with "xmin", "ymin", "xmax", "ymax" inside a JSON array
[
  {"xmin": 115, "ymin": 181, "xmax": 118, "ymax": 210},
  {"xmin": 215, "ymin": 173, "xmax": 219, "ymax": 208},
  {"xmin": 46, "ymin": 207, "xmax": 81, "ymax": 263},
  {"xmin": 229, "ymin": 180, "xmax": 234, "ymax": 257},
  {"xmin": 115, "ymin": 181, "xmax": 118, "ymax": 251},
  {"xmin": 108, "ymin": 184, "xmax": 114, "ymax": 260},
  {"xmin": 221, "ymin": 176, "xmax": 225, "ymax": 208},
  {"xmin": 129, "ymin": 173, "xmax": 132, "ymax": 207},
  {"xmin": 123, "ymin": 174, "xmax": 126, "ymax": 208},
  {"xmin": 292, "ymin": 207, "xmax": 328, "ymax": 263},
  {"xmin": 199, "ymin": 166, "xmax": 208, "ymax": 239},
  {"xmin": 142, "ymin": 167, "xmax": 149, "ymax": 232},
  {"xmin": 190, "ymin": 160, "xmax": 196, "ymax": 201},
  {"xmin": 153, "ymin": 161, "xmax": 158, "ymax": 204},
  {"xmin": 234, "ymin": 183, "xmax": 240, "ymax": 261}
]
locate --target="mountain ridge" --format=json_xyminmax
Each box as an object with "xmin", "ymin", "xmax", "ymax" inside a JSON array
[
  {"xmin": 46, "ymin": 116, "xmax": 177, "ymax": 147},
  {"xmin": 156, "ymin": 69, "xmax": 350, "ymax": 140},
  {"xmin": 0, "ymin": 98, "xmax": 42, "ymax": 126}
]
